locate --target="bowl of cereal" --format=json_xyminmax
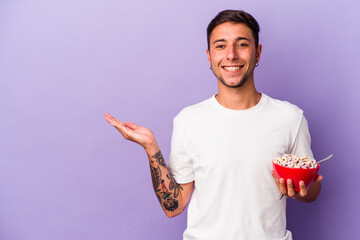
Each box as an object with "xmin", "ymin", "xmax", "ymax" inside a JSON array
[{"xmin": 272, "ymin": 154, "xmax": 320, "ymax": 191}]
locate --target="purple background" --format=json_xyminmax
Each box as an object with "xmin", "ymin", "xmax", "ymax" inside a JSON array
[{"xmin": 0, "ymin": 0, "xmax": 359, "ymax": 239}]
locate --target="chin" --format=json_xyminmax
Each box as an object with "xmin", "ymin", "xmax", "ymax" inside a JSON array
[{"xmin": 220, "ymin": 77, "xmax": 248, "ymax": 88}]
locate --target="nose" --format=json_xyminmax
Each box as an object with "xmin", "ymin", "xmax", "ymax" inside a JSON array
[{"xmin": 226, "ymin": 45, "xmax": 239, "ymax": 60}]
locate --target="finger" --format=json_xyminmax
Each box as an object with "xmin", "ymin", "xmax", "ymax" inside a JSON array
[
  {"xmin": 105, "ymin": 115, "xmax": 125, "ymax": 128},
  {"xmin": 124, "ymin": 121, "xmax": 139, "ymax": 130},
  {"xmin": 299, "ymin": 181, "xmax": 307, "ymax": 197},
  {"xmin": 105, "ymin": 113, "xmax": 113, "ymax": 118},
  {"xmin": 314, "ymin": 174, "xmax": 323, "ymax": 182},
  {"xmin": 104, "ymin": 113, "xmax": 113, "ymax": 123},
  {"xmin": 105, "ymin": 115, "xmax": 129, "ymax": 133},
  {"xmin": 105, "ymin": 116, "xmax": 115, "ymax": 124},
  {"xmin": 279, "ymin": 178, "xmax": 287, "ymax": 195},
  {"xmin": 105, "ymin": 113, "xmax": 122, "ymax": 123},
  {"xmin": 271, "ymin": 170, "xmax": 280, "ymax": 185},
  {"xmin": 112, "ymin": 118, "xmax": 125, "ymax": 126},
  {"xmin": 105, "ymin": 113, "xmax": 120, "ymax": 125},
  {"xmin": 287, "ymin": 179, "xmax": 296, "ymax": 198},
  {"xmin": 112, "ymin": 124, "xmax": 134, "ymax": 140}
]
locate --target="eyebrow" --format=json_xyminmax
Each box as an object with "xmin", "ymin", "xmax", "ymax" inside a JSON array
[{"xmin": 212, "ymin": 37, "xmax": 250, "ymax": 45}]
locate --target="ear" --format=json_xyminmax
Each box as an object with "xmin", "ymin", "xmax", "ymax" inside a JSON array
[
  {"xmin": 206, "ymin": 49, "xmax": 211, "ymax": 65},
  {"xmin": 256, "ymin": 44, "xmax": 262, "ymax": 63}
]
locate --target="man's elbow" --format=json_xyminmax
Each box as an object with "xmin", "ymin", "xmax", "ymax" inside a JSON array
[
  {"xmin": 164, "ymin": 207, "xmax": 185, "ymax": 218},
  {"xmin": 165, "ymin": 211, "xmax": 177, "ymax": 218}
]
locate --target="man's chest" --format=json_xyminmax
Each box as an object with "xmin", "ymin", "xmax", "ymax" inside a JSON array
[{"xmin": 186, "ymin": 118, "xmax": 292, "ymax": 174}]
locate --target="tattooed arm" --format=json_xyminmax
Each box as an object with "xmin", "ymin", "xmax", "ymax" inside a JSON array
[
  {"xmin": 105, "ymin": 113, "xmax": 194, "ymax": 217},
  {"xmin": 147, "ymin": 148, "xmax": 193, "ymax": 217}
]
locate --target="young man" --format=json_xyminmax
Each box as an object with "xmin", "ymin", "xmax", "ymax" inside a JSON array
[{"xmin": 105, "ymin": 10, "xmax": 322, "ymax": 240}]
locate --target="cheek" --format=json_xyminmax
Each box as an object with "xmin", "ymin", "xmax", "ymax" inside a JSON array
[{"xmin": 210, "ymin": 54, "xmax": 223, "ymax": 66}]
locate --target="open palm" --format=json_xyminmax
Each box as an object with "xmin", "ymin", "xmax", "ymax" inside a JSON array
[{"xmin": 105, "ymin": 113, "xmax": 155, "ymax": 150}]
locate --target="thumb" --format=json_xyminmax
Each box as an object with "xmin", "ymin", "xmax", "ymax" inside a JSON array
[
  {"xmin": 124, "ymin": 121, "xmax": 139, "ymax": 130},
  {"xmin": 314, "ymin": 174, "xmax": 323, "ymax": 182}
]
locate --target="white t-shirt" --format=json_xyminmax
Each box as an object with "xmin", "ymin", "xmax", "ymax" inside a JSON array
[{"xmin": 168, "ymin": 94, "xmax": 313, "ymax": 240}]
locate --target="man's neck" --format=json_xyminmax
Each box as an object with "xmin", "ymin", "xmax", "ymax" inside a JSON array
[{"xmin": 215, "ymin": 80, "xmax": 261, "ymax": 110}]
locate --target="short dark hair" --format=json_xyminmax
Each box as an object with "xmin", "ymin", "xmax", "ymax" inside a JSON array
[{"xmin": 207, "ymin": 10, "xmax": 260, "ymax": 50}]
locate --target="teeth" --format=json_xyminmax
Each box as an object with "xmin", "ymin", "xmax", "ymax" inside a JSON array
[{"xmin": 224, "ymin": 66, "xmax": 241, "ymax": 71}]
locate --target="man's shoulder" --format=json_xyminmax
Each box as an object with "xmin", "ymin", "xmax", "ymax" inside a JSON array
[
  {"xmin": 263, "ymin": 94, "xmax": 305, "ymax": 127},
  {"xmin": 174, "ymin": 96, "xmax": 214, "ymax": 122},
  {"xmin": 264, "ymin": 94, "xmax": 304, "ymax": 116}
]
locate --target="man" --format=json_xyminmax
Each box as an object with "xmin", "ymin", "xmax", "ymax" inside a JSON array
[{"xmin": 105, "ymin": 10, "xmax": 322, "ymax": 240}]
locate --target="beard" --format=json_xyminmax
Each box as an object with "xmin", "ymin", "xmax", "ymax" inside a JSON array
[
  {"xmin": 210, "ymin": 62, "xmax": 253, "ymax": 89},
  {"xmin": 218, "ymin": 74, "xmax": 249, "ymax": 88}
]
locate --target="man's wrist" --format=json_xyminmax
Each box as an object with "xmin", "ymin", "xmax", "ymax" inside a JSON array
[{"xmin": 144, "ymin": 141, "xmax": 160, "ymax": 157}]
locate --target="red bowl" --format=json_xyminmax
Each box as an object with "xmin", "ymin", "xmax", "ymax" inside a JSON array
[{"xmin": 272, "ymin": 162, "xmax": 320, "ymax": 191}]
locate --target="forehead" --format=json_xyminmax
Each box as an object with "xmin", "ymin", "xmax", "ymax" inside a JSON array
[{"xmin": 209, "ymin": 22, "xmax": 254, "ymax": 43}]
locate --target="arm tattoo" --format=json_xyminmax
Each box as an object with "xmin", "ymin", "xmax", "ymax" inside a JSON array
[
  {"xmin": 167, "ymin": 173, "xmax": 183, "ymax": 198},
  {"xmin": 163, "ymin": 195, "xmax": 179, "ymax": 212},
  {"xmin": 153, "ymin": 179, "xmax": 179, "ymax": 212},
  {"xmin": 151, "ymin": 165, "xmax": 162, "ymax": 189},
  {"xmin": 151, "ymin": 165, "xmax": 163, "ymax": 204},
  {"xmin": 150, "ymin": 150, "xmax": 181, "ymax": 212},
  {"xmin": 152, "ymin": 150, "xmax": 166, "ymax": 167}
]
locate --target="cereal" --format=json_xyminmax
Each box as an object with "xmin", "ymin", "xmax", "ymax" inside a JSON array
[{"xmin": 273, "ymin": 154, "xmax": 318, "ymax": 169}]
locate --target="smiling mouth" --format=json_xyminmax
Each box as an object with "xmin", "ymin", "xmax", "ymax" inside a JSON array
[{"xmin": 222, "ymin": 65, "xmax": 244, "ymax": 72}]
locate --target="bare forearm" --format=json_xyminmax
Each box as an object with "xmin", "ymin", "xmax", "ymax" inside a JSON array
[{"xmin": 145, "ymin": 145, "xmax": 184, "ymax": 217}]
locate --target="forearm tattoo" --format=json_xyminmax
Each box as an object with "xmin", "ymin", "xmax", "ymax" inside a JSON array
[
  {"xmin": 167, "ymin": 173, "xmax": 183, "ymax": 198},
  {"xmin": 151, "ymin": 165, "xmax": 162, "ymax": 189},
  {"xmin": 152, "ymin": 150, "xmax": 166, "ymax": 167},
  {"xmin": 150, "ymin": 150, "xmax": 183, "ymax": 212}
]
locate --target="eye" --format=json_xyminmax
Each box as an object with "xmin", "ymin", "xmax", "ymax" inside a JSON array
[
  {"xmin": 215, "ymin": 44, "xmax": 225, "ymax": 49},
  {"xmin": 237, "ymin": 43, "xmax": 248, "ymax": 47}
]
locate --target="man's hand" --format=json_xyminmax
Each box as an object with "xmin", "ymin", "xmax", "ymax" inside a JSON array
[
  {"xmin": 271, "ymin": 170, "xmax": 323, "ymax": 202},
  {"xmin": 105, "ymin": 113, "xmax": 193, "ymax": 217},
  {"xmin": 105, "ymin": 113, "xmax": 157, "ymax": 152}
]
